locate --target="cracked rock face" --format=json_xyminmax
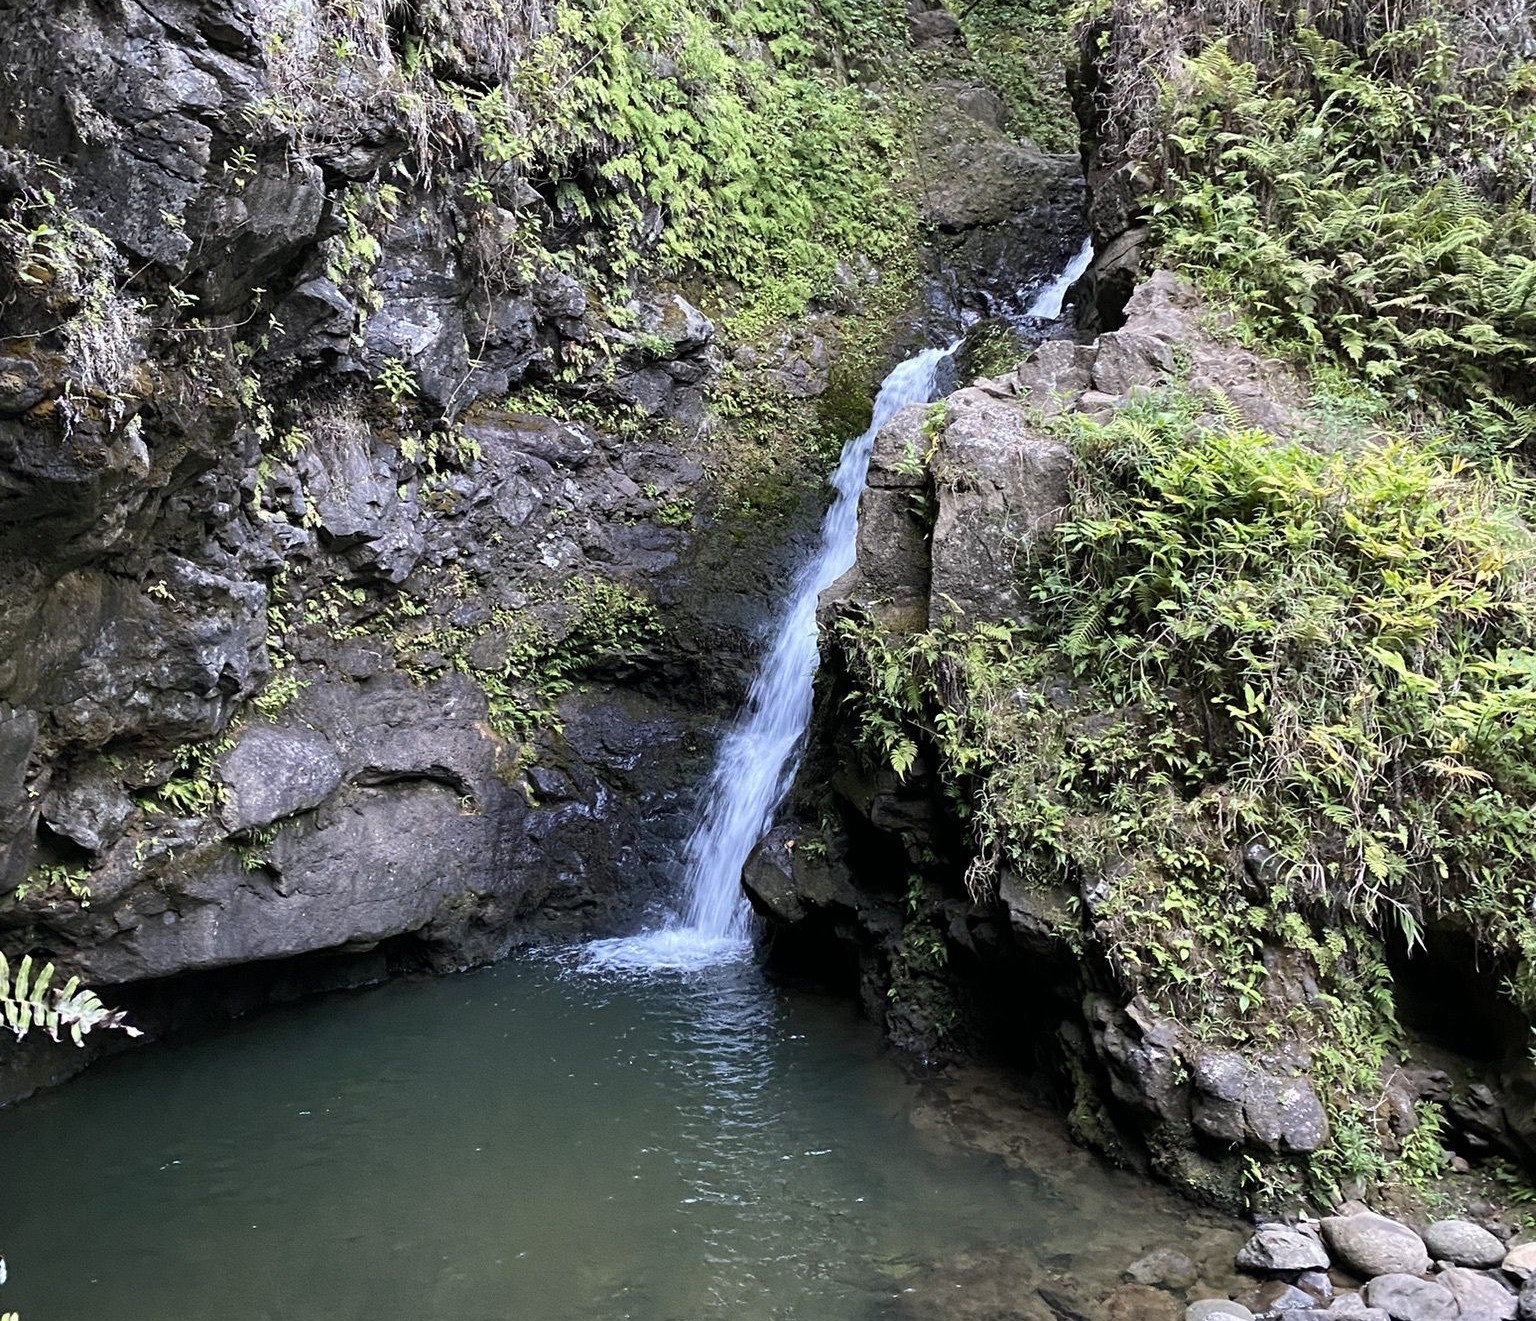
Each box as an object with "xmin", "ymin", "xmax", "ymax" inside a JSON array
[
  {"xmin": 0, "ymin": 0, "xmax": 1091, "ymax": 1101},
  {"xmin": 0, "ymin": 0, "xmax": 846, "ymax": 1042}
]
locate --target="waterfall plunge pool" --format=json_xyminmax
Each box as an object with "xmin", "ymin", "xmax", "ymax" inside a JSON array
[{"xmin": 0, "ymin": 956, "xmax": 1239, "ymax": 1321}]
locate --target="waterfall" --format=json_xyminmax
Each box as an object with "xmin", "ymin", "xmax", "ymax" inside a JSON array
[
  {"xmin": 676, "ymin": 346, "xmax": 954, "ymax": 942},
  {"xmin": 1025, "ymin": 236, "xmax": 1094, "ymax": 321},
  {"xmin": 581, "ymin": 243, "xmax": 1093, "ymax": 975}
]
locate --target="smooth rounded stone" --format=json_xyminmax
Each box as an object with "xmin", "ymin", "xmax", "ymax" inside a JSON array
[
  {"xmin": 1517, "ymin": 1273, "xmax": 1536, "ymax": 1321},
  {"xmin": 1290, "ymin": 1313, "xmax": 1385, "ymax": 1321},
  {"xmin": 1239, "ymin": 1281, "xmax": 1318, "ymax": 1314},
  {"xmin": 1129, "ymin": 1249, "xmax": 1200, "ymax": 1290},
  {"xmin": 1238, "ymin": 1226, "xmax": 1332, "ymax": 1274},
  {"xmin": 1323, "ymin": 1215, "xmax": 1432, "ymax": 1280},
  {"xmin": 1424, "ymin": 1222, "xmax": 1507, "ymax": 1270},
  {"xmin": 1108, "ymin": 1284, "xmax": 1185, "ymax": 1321},
  {"xmin": 1362, "ymin": 1274, "xmax": 1458, "ymax": 1321},
  {"xmin": 1505, "ymin": 1245, "xmax": 1536, "ymax": 1281},
  {"xmin": 1187, "ymin": 1301, "xmax": 1257, "ymax": 1321},
  {"xmin": 1438, "ymin": 1267, "xmax": 1516, "ymax": 1320}
]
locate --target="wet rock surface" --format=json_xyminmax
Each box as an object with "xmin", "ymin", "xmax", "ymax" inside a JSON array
[
  {"xmin": 755, "ymin": 270, "xmax": 1350, "ymax": 1196},
  {"xmin": 0, "ymin": 0, "xmax": 1088, "ymax": 1098}
]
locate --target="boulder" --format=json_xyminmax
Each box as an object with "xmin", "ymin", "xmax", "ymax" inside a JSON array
[
  {"xmin": 1517, "ymin": 1275, "xmax": 1536, "ymax": 1321},
  {"xmin": 218, "ymin": 726, "xmax": 344, "ymax": 833},
  {"xmin": 1323, "ymin": 1215, "xmax": 1431, "ymax": 1280},
  {"xmin": 1423, "ymin": 1223, "xmax": 1505, "ymax": 1271},
  {"xmin": 1504, "ymin": 1245, "xmax": 1536, "ymax": 1282},
  {"xmin": 1437, "ymin": 1267, "xmax": 1515, "ymax": 1320},
  {"xmin": 1236, "ymin": 1226, "xmax": 1331, "ymax": 1274},
  {"xmin": 1361, "ymin": 1275, "xmax": 1457, "ymax": 1321},
  {"xmin": 926, "ymin": 385, "xmax": 1074, "ymax": 626}
]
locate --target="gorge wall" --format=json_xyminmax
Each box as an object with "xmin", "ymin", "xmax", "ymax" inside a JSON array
[
  {"xmin": 746, "ymin": 270, "xmax": 1536, "ymax": 1210},
  {"xmin": 0, "ymin": 0, "xmax": 1084, "ymax": 1093}
]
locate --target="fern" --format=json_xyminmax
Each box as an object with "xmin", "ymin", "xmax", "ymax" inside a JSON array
[{"xmin": 0, "ymin": 953, "xmax": 140, "ymax": 1047}]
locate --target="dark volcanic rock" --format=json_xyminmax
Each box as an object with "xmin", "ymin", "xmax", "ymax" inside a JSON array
[{"xmin": 218, "ymin": 726, "xmax": 344, "ymax": 833}]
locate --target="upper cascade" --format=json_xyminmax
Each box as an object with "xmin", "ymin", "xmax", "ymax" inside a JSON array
[{"xmin": 580, "ymin": 244, "xmax": 1092, "ymax": 975}]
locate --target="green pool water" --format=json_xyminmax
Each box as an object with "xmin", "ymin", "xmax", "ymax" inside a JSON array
[{"xmin": 0, "ymin": 956, "xmax": 1230, "ymax": 1321}]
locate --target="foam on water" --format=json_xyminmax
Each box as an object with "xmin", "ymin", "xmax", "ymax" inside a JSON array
[{"xmin": 580, "ymin": 242, "xmax": 1092, "ymax": 976}]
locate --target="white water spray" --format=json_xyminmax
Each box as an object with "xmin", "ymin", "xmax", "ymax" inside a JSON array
[{"xmin": 581, "ymin": 243, "xmax": 1092, "ymax": 974}]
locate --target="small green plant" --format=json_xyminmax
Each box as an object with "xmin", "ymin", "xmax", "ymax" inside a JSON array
[
  {"xmin": 15, "ymin": 862, "xmax": 91, "ymax": 907},
  {"xmin": 374, "ymin": 357, "xmax": 418, "ymax": 406},
  {"xmin": 0, "ymin": 953, "xmax": 139, "ymax": 1045},
  {"xmin": 252, "ymin": 669, "xmax": 308, "ymax": 719}
]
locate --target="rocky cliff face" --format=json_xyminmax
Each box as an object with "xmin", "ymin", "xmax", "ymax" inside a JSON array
[
  {"xmin": 0, "ymin": 0, "xmax": 1084, "ymax": 1092},
  {"xmin": 747, "ymin": 272, "xmax": 1536, "ymax": 1208}
]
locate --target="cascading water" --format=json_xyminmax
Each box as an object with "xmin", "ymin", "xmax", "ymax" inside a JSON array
[
  {"xmin": 582, "ymin": 243, "xmax": 1093, "ymax": 974},
  {"xmin": 582, "ymin": 348, "xmax": 950, "ymax": 973},
  {"xmin": 1025, "ymin": 236, "xmax": 1094, "ymax": 321}
]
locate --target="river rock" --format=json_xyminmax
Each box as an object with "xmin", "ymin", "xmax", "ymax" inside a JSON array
[
  {"xmin": 1362, "ymin": 1275, "xmax": 1458, "ymax": 1321},
  {"xmin": 1188, "ymin": 1302, "xmax": 1257, "ymax": 1321},
  {"xmin": 1237, "ymin": 1226, "xmax": 1331, "ymax": 1274},
  {"xmin": 1328, "ymin": 1294, "xmax": 1389, "ymax": 1321},
  {"xmin": 1517, "ymin": 1275, "xmax": 1536, "ymax": 1321},
  {"xmin": 1239, "ymin": 1282, "xmax": 1318, "ymax": 1314},
  {"xmin": 1298, "ymin": 1273, "xmax": 1333, "ymax": 1300},
  {"xmin": 1438, "ymin": 1267, "xmax": 1515, "ymax": 1320},
  {"xmin": 1129, "ymin": 1249, "xmax": 1199, "ymax": 1290},
  {"xmin": 1505, "ymin": 1246, "xmax": 1536, "ymax": 1281},
  {"xmin": 1424, "ymin": 1223, "xmax": 1506, "ymax": 1270},
  {"xmin": 1323, "ymin": 1215, "xmax": 1432, "ymax": 1280},
  {"xmin": 1108, "ymin": 1285, "xmax": 1185, "ymax": 1321},
  {"xmin": 1290, "ymin": 1313, "xmax": 1382, "ymax": 1321}
]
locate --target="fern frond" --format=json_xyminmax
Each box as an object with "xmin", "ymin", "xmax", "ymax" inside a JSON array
[{"xmin": 0, "ymin": 952, "xmax": 141, "ymax": 1046}]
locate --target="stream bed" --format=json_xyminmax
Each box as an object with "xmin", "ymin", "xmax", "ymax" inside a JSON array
[{"xmin": 0, "ymin": 956, "xmax": 1239, "ymax": 1321}]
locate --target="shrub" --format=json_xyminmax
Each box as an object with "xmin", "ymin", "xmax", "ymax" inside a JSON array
[{"xmin": 835, "ymin": 388, "xmax": 1536, "ymax": 1193}]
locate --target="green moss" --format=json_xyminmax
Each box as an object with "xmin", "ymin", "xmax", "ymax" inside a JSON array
[{"xmin": 948, "ymin": 0, "xmax": 1079, "ymax": 151}]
